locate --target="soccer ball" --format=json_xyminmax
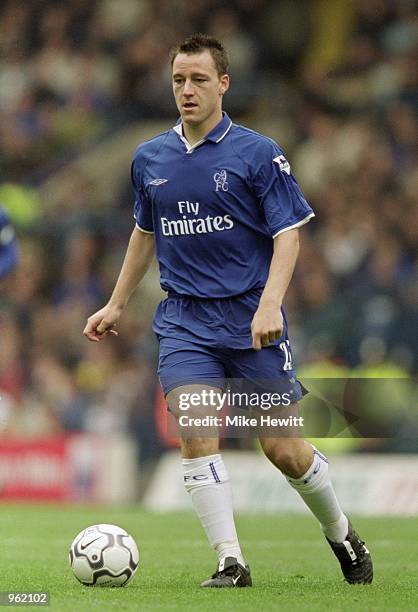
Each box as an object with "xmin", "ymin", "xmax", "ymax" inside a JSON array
[{"xmin": 69, "ymin": 524, "xmax": 139, "ymax": 587}]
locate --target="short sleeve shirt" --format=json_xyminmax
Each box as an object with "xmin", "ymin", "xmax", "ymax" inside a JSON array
[{"xmin": 131, "ymin": 113, "xmax": 314, "ymax": 298}]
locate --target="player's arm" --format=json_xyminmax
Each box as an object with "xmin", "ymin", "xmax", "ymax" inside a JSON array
[
  {"xmin": 251, "ymin": 228, "xmax": 299, "ymax": 351},
  {"xmin": 83, "ymin": 227, "xmax": 155, "ymax": 342}
]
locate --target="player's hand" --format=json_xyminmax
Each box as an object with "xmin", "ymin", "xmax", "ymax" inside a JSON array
[
  {"xmin": 251, "ymin": 303, "xmax": 283, "ymax": 351},
  {"xmin": 83, "ymin": 304, "xmax": 121, "ymax": 342}
]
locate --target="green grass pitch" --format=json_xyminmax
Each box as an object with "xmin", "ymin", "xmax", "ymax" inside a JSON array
[{"xmin": 0, "ymin": 504, "xmax": 417, "ymax": 611}]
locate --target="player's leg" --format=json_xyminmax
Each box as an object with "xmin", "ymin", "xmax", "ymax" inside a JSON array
[
  {"xmin": 226, "ymin": 344, "xmax": 372, "ymax": 584},
  {"xmin": 166, "ymin": 384, "xmax": 251, "ymax": 587},
  {"xmin": 158, "ymin": 334, "xmax": 252, "ymax": 587},
  {"xmin": 259, "ymin": 422, "xmax": 372, "ymax": 583},
  {"xmin": 259, "ymin": 432, "xmax": 349, "ymax": 542}
]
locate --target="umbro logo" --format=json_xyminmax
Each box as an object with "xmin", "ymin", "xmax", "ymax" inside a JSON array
[
  {"xmin": 148, "ymin": 178, "xmax": 168, "ymax": 186},
  {"xmin": 273, "ymin": 155, "xmax": 291, "ymax": 175}
]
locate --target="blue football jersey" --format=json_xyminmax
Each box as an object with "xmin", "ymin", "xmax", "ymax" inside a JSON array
[{"xmin": 132, "ymin": 113, "xmax": 314, "ymax": 298}]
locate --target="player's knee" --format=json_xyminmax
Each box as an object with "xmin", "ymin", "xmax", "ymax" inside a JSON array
[
  {"xmin": 261, "ymin": 440, "xmax": 309, "ymax": 478},
  {"xmin": 271, "ymin": 449, "xmax": 299, "ymax": 475}
]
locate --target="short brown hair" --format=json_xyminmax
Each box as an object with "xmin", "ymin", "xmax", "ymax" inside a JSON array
[{"xmin": 169, "ymin": 33, "xmax": 229, "ymax": 77}]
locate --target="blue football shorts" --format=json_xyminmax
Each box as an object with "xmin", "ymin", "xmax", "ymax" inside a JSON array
[{"xmin": 155, "ymin": 291, "xmax": 306, "ymax": 403}]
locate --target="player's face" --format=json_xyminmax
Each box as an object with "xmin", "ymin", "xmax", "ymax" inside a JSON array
[{"xmin": 172, "ymin": 51, "xmax": 229, "ymax": 131}]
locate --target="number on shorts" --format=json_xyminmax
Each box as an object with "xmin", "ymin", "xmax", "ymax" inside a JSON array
[{"xmin": 279, "ymin": 340, "xmax": 293, "ymax": 371}]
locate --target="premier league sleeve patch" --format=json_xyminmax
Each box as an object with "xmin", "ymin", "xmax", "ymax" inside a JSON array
[{"xmin": 273, "ymin": 155, "xmax": 291, "ymax": 175}]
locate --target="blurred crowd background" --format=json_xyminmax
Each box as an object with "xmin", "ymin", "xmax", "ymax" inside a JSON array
[{"xmin": 0, "ymin": 0, "xmax": 417, "ymax": 460}]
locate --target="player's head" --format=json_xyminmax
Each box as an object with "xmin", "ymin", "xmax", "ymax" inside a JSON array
[{"xmin": 169, "ymin": 33, "xmax": 230, "ymax": 129}]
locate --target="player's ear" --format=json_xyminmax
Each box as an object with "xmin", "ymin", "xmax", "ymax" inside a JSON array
[{"xmin": 219, "ymin": 74, "xmax": 229, "ymax": 96}]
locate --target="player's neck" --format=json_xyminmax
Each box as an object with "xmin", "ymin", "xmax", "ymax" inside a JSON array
[{"xmin": 182, "ymin": 110, "xmax": 223, "ymax": 146}]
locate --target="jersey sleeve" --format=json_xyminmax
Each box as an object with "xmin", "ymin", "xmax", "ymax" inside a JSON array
[
  {"xmin": 252, "ymin": 140, "xmax": 314, "ymax": 237},
  {"xmin": 131, "ymin": 158, "xmax": 154, "ymax": 234}
]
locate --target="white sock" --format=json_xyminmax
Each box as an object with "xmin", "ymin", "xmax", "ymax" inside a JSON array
[
  {"xmin": 286, "ymin": 447, "xmax": 349, "ymax": 543},
  {"xmin": 183, "ymin": 454, "xmax": 245, "ymax": 566}
]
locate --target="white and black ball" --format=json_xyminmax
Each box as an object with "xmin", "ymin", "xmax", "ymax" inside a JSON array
[{"xmin": 69, "ymin": 524, "xmax": 139, "ymax": 587}]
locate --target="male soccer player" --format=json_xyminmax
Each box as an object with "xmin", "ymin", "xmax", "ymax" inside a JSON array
[{"xmin": 84, "ymin": 34, "xmax": 373, "ymax": 587}]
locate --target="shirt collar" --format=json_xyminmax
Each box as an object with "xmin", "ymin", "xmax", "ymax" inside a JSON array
[
  {"xmin": 205, "ymin": 112, "xmax": 233, "ymax": 142},
  {"xmin": 172, "ymin": 112, "xmax": 232, "ymax": 152}
]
